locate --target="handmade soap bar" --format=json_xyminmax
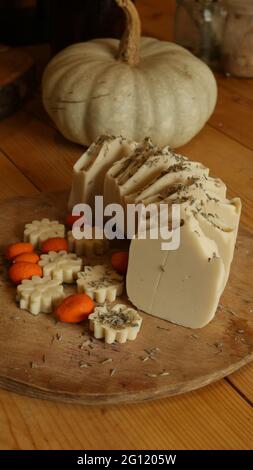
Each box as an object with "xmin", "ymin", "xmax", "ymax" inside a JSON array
[
  {"xmin": 39, "ymin": 251, "xmax": 83, "ymax": 284},
  {"xmin": 77, "ymin": 265, "xmax": 124, "ymax": 303},
  {"xmin": 126, "ymin": 212, "xmax": 226, "ymax": 329},
  {"xmin": 68, "ymin": 135, "xmax": 242, "ymax": 329},
  {"xmin": 89, "ymin": 304, "xmax": 142, "ymax": 344},
  {"xmin": 68, "ymin": 135, "xmax": 137, "ymax": 210},
  {"xmin": 16, "ymin": 276, "xmax": 64, "ymax": 315},
  {"xmin": 104, "ymin": 143, "xmax": 209, "ymax": 210},
  {"xmin": 24, "ymin": 219, "xmax": 65, "ymax": 248}
]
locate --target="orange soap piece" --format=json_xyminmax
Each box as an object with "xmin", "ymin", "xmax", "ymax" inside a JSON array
[
  {"xmin": 8, "ymin": 262, "xmax": 43, "ymax": 284},
  {"xmin": 55, "ymin": 294, "xmax": 94, "ymax": 323},
  {"xmin": 65, "ymin": 213, "xmax": 83, "ymax": 228},
  {"xmin": 111, "ymin": 252, "xmax": 129, "ymax": 275},
  {"xmin": 14, "ymin": 252, "xmax": 40, "ymax": 264},
  {"xmin": 5, "ymin": 242, "xmax": 33, "ymax": 261},
  {"xmin": 41, "ymin": 237, "xmax": 68, "ymax": 254}
]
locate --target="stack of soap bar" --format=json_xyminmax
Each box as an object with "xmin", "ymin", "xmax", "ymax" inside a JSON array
[
  {"xmin": 121, "ymin": 148, "xmax": 241, "ymax": 328},
  {"xmin": 69, "ymin": 135, "xmax": 241, "ymax": 329}
]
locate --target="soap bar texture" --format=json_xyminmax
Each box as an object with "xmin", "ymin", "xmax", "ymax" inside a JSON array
[{"xmin": 69, "ymin": 136, "xmax": 241, "ymax": 328}]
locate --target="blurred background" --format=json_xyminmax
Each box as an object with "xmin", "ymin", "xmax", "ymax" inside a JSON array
[
  {"xmin": 0, "ymin": 0, "xmax": 176, "ymax": 49},
  {"xmin": 1, "ymin": 0, "xmax": 252, "ymax": 78}
]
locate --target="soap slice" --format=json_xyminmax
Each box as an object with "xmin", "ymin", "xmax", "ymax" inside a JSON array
[
  {"xmin": 77, "ymin": 265, "xmax": 124, "ymax": 303},
  {"xmin": 195, "ymin": 197, "xmax": 241, "ymax": 286},
  {"xmin": 104, "ymin": 147, "xmax": 209, "ymax": 210},
  {"xmin": 126, "ymin": 214, "xmax": 225, "ymax": 329},
  {"xmin": 89, "ymin": 304, "xmax": 142, "ymax": 344},
  {"xmin": 68, "ymin": 135, "xmax": 136, "ymax": 210},
  {"xmin": 137, "ymin": 176, "xmax": 227, "ymax": 206}
]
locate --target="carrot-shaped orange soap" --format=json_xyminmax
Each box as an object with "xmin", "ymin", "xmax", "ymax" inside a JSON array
[
  {"xmin": 41, "ymin": 237, "xmax": 68, "ymax": 254},
  {"xmin": 111, "ymin": 252, "xmax": 129, "ymax": 275},
  {"xmin": 5, "ymin": 242, "xmax": 33, "ymax": 261},
  {"xmin": 55, "ymin": 294, "xmax": 94, "ymax": 323},
  {"xmin": 65, "ymin": 214, "xmax": 83, "ymax": 228},
  {"xmin": 14, "ymin": 252, "xmax": 40, "ymax": 264},
  {"xmin": 9, "ymin": 262, "xmax": 42, "ymax": 284}
]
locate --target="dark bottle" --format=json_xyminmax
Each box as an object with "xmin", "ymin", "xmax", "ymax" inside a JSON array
[{"xmin": 49, "ymin": 0, "xmax": 134, "ymax": 55}]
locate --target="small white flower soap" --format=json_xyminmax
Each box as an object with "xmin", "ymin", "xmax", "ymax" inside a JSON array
[
  {"xmin": 77, "ymin": 265, "xmax": 124, "ymax": 303},
  {"xmin": 89, "ymin": 304, "xmax": 142, "ymax": 344},
  {"xmin": 16, "ymin": 276, "xmax": 64, "ymax": 315},
  {"xmin": 24, "ymin": 218, "xmax": 65, "ymax": 248},
  {"xmin": 39, "ymin": 251, "xmax": 82, "ymax": 283},
  {"xmin": 67, "ymin": 227, "xmax": 109, "ymax": 256}
]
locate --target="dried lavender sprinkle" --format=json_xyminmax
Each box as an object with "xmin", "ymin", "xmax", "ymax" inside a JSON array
[
  {"xmin": 79, "ymin": 362, "xmax": 91, "ymax": 369},
  {"xmin": 101, "ymin": 358, "xmax": 113, "ymax": 365},
  {"xmin": 141, "ymin": 356, "xmax": 149, "ymax": 362}
]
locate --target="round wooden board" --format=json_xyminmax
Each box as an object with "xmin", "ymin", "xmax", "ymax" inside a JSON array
[{"xmin": 0, "ymin": 191, "xmax": 252, "ymax": 405}]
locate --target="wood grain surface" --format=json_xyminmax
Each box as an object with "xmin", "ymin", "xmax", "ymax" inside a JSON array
[
  {"xmin": 0, "ymin": 0, "xmax": 252, "ymax": 450},
  {"xmin": 0, "ymin": 192, "xmax": 252, "ymax": 405}
]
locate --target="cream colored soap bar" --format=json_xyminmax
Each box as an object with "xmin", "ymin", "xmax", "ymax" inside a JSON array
[
  {"xmin": 16, "ymin": 276, "xmax": 64, "ymax": 315},
  {"xmin": 68, "ymin": 135, "xmax": 242, "ymax": 329},
  {"xmin": 104, "ymin": 146, "xmax": 209, "ymax": 210},
  {"xmin": 68, "ymin": 135, "xmax": 137, "ymax": 210},
  {"xmin": 77, "ymin": 265, "xmax": 124, "ymax": 303},
  {"xmin": 89, "ymin": 304, "xmax": 142, "ymax": 344},
  {"xmin": 126, "ymin": 213, "xmax": 226, "ymax": 329},
  {"xmin": 24, "ymin": 218, "xmax": 65, "ymax": 248},
  {"xmin": 162, "ymin": 182, "xmax": 241, "ymax": 286},
  {"xmin": 39, "ymin": 251, "xmax": 83, "ymax": 283}
]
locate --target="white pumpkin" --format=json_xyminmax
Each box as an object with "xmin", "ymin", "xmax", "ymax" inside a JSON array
[{"xmin": 42, "ymin": 0, "xmax": 217, "ymax": 148}]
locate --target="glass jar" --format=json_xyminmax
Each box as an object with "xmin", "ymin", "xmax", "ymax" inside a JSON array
[
  {"xmin": 222, "ymin": 0, "xmax": 253, "ymax": 77},
  {"xmin": 175, "ymin": 0, "xmax": 227, "ymax": 69}
]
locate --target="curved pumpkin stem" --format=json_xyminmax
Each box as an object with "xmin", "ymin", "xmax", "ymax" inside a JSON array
[{"xmin": 115, "ymin": 0, "xmax": 141, "ymax": 66}]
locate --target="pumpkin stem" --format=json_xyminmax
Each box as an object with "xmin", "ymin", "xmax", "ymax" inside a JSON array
[{"xmin": 116, "ymin": 0, "xmax": 141, "ymax": 66}]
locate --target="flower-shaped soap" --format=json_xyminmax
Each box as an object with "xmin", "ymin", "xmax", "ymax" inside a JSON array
[
  {"xmin": 39, "ymin": 251, "xmax": 82, "ymax": 283},
  {"xmin": 16, "ymin": 276, "xmax": 64, "ymax": 315},
  {"xmin": 24, "ymin": 218, "xmax": 65, "ymax": 248},
  {"xmin": 89, "ymin": 304, "xmax": 142, "ymax": 344},
  {"xmin": 77, "ymin": 265, "xmax": 124, "ymax": 303}
]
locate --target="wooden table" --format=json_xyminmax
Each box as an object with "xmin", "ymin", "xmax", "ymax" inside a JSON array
[{"xmin": 0, "ymin": 0, "xmax": 253, "ymax": 451}]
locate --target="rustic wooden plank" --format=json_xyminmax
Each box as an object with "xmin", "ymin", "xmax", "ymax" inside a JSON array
[
  {"xmin": 217, "ymin": 75, "xmax": 253, "ymax": 102},
  {"xmin": 209, "ymin": 84, "xmax": 253, "ymax": 151},
  {"xmin": 0, "ymin": 110, "xmax": 83, "ymax": 192},
  {"xmin": 0, "ymin": 150, "xmax": 38, "ymax": 200},
  {"xmin": 0, "ymin": 380, "xmax": 252, "ymax": 450},
  {"xmin": 228, "ymin": 363, "xmax": 253, "ymax": 405}
]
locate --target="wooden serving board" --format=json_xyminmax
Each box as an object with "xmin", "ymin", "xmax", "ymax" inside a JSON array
[{"xmin": 0, "ymin": 191, "xmax": 252, "ymax": 405}]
